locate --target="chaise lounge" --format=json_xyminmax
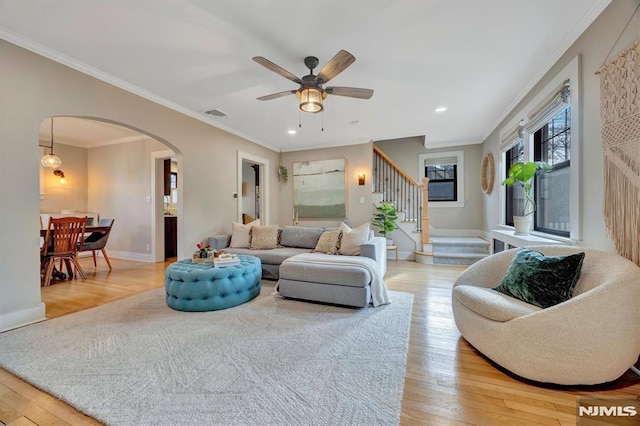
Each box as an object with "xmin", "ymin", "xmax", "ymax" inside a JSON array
[{"xmin": 210, "ymin": 223, "xmax": 388, "ymax": 308}]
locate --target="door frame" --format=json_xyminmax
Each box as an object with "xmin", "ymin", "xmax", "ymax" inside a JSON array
[
  {"xmin": 151, "ymin": 150, "xmax": 177, "ymax": 262},
  {"xmin": 237, "ymin": 151, "xmax": 269, "ymax": 225}
]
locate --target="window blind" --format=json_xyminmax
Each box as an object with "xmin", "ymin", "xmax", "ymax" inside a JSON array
[
  {"xmin": 525, "ymin": 80, "xmax": 570, "ymax": 133},
  {"xmin": 499, "ymin": 120, "xmax": 524, "ymax": 148},
  {"xmin": 424, "ymin": 156, "xmax": 458, "ymax": 166}
]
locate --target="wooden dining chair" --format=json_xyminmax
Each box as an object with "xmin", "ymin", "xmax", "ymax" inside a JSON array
[
  {"xmin": 77, "ymin": 218, "xmax": 115, "ymax": 270},
  {"xmin": 41, "ymin": 216, "xmax": 87, "ymax": 286}
]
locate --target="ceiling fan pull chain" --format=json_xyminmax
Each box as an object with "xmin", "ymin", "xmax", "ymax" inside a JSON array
[
  {"xmin": 321, "ymin": 110, "xmax": 324, "ymax": 132},
  {"xmin": 299, "ymin": 109, "xmax": 302, "ymax": 128}
]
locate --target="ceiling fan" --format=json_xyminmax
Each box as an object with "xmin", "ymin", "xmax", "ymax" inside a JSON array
[{"xmin": 252, "ymin": 50, "xmax": 374, "ymax": 114}]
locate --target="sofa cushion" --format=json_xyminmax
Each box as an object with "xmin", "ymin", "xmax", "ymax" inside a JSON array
[
  {"xmin": 250, "ymin": 225, "xmax": 280, "ymax": 250},
  {"xmin": 313, "ymin": 230, "xmax": 342, "ymax": 255},
  {"xmin": 225, "ymin": 247, "xmax": 310, "ymax": 265},
  {"xmin": 279, "ymin": 226, "xmax": 324, "ymax": 249},
  {"xmin": 453, "ymin": 285, "xmax": 541, "ymax": 322},
  {"xmin": 338, "ymin": 222, "xmax": 370, "ymax": 256},
  {"xmin": 230, "ymin": 219, "xmax": 259, "ymax": 248},
  {"xmin": 279, "ymin": 255, "xmax": 372, "ymax": 288},
  {"xmin": 493, "ymin": 248, "xmax": 585, "ymax": 309}
]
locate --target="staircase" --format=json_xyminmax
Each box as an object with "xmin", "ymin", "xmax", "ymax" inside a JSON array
[
  {"xmin": 372, "ymin": 145, "xmax": 490, "ymax": 265},
  {"xmin": 373, "ymin": 145, "xmax": 430, "ymax": 244},
  {"xmin": 431, "ymin": 237, "xmax": 490, "ymax": 265}
]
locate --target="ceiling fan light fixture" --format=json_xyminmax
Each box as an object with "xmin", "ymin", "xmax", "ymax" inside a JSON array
[{"xmin": 298, "ymin": 87, "xmax": 326, "ymax": 113}]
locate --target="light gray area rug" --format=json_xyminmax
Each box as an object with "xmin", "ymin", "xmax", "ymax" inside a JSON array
[{"xmin": 0, "ymin": 287, "xmax": 413, "ymax": 425}]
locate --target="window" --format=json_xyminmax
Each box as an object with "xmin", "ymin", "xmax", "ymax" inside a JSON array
[
  {"xmin": 504, "ymin": 140, "xmax": 524, "ymax": 226},
  {"xmin": 499, "ymin": 56, "xmax": 580, "ymax": 240},
  {"xmin": 418, "ymin": 150, "xmax": 465, "ymax": 207},
  {"xmin": 425, "ymin": 163, "xmax": 457, "ymax": 201},
  {"xmin": 534, "ymin": 106, "xmax": 571, "ymax": 237}
]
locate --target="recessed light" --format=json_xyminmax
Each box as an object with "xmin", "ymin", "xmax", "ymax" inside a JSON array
[
  {"xmin": 435, "ymin": 107, "xmax": 447, "ymax": 113},
  {"xmin": 287, "ymin": 130, "xmax": 296, "ymax": 135}
]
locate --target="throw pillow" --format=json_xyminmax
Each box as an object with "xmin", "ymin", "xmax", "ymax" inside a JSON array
[
  {"xmin": 279, "ymin": 226, "xmax": 324, "ymax": 249},
  {"xmin": 250, "ymin": 225, "xmax": 280, "ymax": 250},
  {"xmin": 493, "ymin": 248, "xmax": 585, "ymax": 309},
  {"xmin": 338, "ymin": 222, "xmax": 371, "ymax": 255},
  {"xmin": 229, "ymin": 219, "xmax": 260, "ymax": 248},
  {"xmin": 313, "ymin": 230, "xmax": 342, "ymax": 255}
]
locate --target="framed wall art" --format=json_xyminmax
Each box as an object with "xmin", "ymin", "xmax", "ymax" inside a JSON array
[{"xmin": 293, "ymin": 158, "xmax": 346, "ymax": 218}]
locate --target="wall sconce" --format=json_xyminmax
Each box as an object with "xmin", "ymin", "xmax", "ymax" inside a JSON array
[
  {"xmin": 358, "ymin": 172, "xmax": 366, "ymax": 186},
  {"xmin": 53, "ymin": 169, "xmax": 67, "ymax": 184}
]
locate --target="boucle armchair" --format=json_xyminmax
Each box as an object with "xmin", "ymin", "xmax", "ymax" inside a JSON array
[{"xmin": 452, "ymin": 245, "xmax": 640, "ymax": 385}]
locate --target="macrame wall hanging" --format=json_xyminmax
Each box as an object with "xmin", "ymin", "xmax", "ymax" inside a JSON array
[{"xmin": 596, "ymin": 39, "xmax": 640, "ymax": 266}]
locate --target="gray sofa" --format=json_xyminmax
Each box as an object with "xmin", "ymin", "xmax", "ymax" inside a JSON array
[
  {"xmin": 209, "ymin": 225, "xmax": 388, "ymax": 307},
  {"xmin": 209, "ymin": 226, "xmax": 323, "ymax": 280}
]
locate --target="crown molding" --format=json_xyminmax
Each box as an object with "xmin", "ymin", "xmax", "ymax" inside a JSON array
[
  {"xmin": 0, "ymin": 28, "xmax": 279, "ymax": 153},
  {"xmin": 482, "ymin": 0, "xmax": 611, "ymax": 143}
]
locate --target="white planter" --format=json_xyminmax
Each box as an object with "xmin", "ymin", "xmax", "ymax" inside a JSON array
[
  {"xmin": 513, "ymin": 215, "xmax": 532, "ymax": 235},
  {"xmin": 386, "ymin": 238, "xmax": 394, "ymax": 246}
]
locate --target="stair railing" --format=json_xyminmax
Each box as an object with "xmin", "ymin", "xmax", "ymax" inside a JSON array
[{"xmin": 373, "ymin": 145, "xmax": 430, "ymax": 243}]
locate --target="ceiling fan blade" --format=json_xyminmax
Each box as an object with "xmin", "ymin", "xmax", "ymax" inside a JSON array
[
  {"xmin": 317, "ymin": 50, "xmax": 356, "ymax": 83},
  {"xmin": 257, "ymin": 90, "xmax": 297, "ymax": 101},
  {"xmin": 325, "ymin": 87, "xmax": 374, "ymax": 99},
  {"xmin": 252, "ymin": 56, "xmax": 302, "ymax": 84}
]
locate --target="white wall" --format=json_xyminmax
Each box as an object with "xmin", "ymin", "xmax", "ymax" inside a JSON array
[
  {"xmin": 40, "ymin": 142, "xmax": 88, "ymax": 213},
  {"xmin": 280, "ymin": 142, "xmax": 373, "ymax": 228},
  {"xmin": 0, "ymin": 39, "xmax": 280, "ymax": 331},
  {"xmin": 481, "ymin": 0, "xmax": 640, "ymax": 250},
  {"xmin": 87, "ymin": 138, "xmax": 169, "ymax": 259}
]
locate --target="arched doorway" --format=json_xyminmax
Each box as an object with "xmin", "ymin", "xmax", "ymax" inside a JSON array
[{"xmin": 38, "ymin": 116, "xmax": 181, "ymax": 273}]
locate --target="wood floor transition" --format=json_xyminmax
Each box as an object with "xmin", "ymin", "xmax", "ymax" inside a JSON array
[{"xmin": 0, "ymin": 257, "xmax": 638, "ymax": 425}]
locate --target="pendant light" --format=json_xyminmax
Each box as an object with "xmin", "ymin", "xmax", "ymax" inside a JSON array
[
  {"xmin": 297, "ymin": 87, "xmax": 326, "ymax": 113},
  {"xmin": 41, "ymin": 117, "xmax": 62, "ymax": 168}
]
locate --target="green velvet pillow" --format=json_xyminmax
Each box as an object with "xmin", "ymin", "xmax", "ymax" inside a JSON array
[{"xmin": 493, "ymin": 248, "xmax": 585, "ymax": 309}]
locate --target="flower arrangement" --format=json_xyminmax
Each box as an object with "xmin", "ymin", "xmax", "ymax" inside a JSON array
[{"xmin": 196, "ymin": 241, "xmax": 211, "ymax": 258}]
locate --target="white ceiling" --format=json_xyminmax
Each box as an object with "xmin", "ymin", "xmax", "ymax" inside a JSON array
[{"xmin": 1, "ymin": 0, "xmax": 610, "ymax": 152}]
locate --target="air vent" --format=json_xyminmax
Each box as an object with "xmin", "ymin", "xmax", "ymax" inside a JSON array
[{"xmin": 203, "ymin": 109, "xmax": 228, "ymax": 117}]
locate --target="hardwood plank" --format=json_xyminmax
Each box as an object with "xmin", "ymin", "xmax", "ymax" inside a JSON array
[
  {"xmin": 0, "ymin": 398, "xmax": 23, "ymax": 424},
  {"xmin": 0, "ymin": 373, "xmax": 95, "ymax": 425},
  {"xmin": 0, "ymin": 257, "xmax": 638, "ymax": 425}
]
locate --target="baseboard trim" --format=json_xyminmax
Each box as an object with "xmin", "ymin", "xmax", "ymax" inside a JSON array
[
  {"xmin": 0, "ymin": 303, "xmax": 46, "ymax": 332},
  {"xmin": 107, "ymin": 250, "xmax": 154, "ymax": 263}
]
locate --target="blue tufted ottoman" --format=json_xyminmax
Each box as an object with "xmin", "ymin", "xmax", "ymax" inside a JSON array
[{"xmin": 165, "ymin": 255, "xmax": 261, "ymax": 311}]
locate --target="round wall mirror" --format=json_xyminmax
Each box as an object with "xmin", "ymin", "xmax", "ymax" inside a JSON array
[{"xmin": 481, "ymin": 153, "xmax": 495, "ymax": 194}]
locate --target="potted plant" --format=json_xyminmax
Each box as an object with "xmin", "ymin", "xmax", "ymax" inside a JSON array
[
  {"xmin": 278, "ymin": 166, "xmax": 288, "ymax": 183},
  {"xmin": 373, "ymin": 201, "xmax": 398, "ymax": 245},
  {"xmin": 501, "ymin": 161, "xmax": 551, "ymax": 235}
]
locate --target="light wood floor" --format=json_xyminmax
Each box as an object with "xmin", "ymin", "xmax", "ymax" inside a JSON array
[{"xmin": 1, "ymin": 257, "xmax": 638, "ymax": 425}]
